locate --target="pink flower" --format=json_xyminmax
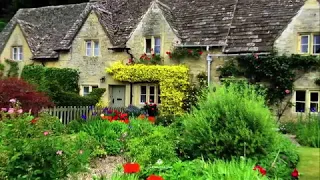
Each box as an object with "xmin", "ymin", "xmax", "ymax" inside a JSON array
[
  {"xmin": 9, "ymin": 99, "xmax": 16, "ymax": 103},
  {"xmin": 56, "ymin": 150, "xmax": 63, "ymax": 155},
  {"xmin": 285, "ymin": 89, "xmax": 290, "ymax": 94},
  {"xmin": 79, "ymin": 150, "xmax": 83, "ymax": 154},
  {"xmin": 7, "ymin": 108, "xmax": 15, "ymax": 114},
  {"xmin": 1, "ymin": 108, "xmax": 7, "ymax": 112},
  {"xmin": 43, "ymin": 131, "xmax": 49, "ymax": 136},
  {"xmin": 17, "ymin": 109, "xmax": 23, "ymax": 114}
]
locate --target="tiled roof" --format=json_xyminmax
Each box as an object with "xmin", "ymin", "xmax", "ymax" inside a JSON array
[{"xmin": 0, "ymin": 0, "xmax": 310, "ymax": 59}]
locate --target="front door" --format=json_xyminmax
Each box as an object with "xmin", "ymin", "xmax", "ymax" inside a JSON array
[{"xmin": 111, "ymin": 85, "xmax": 125, "ymax": 107}]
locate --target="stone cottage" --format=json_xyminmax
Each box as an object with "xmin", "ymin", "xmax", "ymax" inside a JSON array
[{"xmin": 0, "ymin": 0, "xmax": 319, "ymax": 116}]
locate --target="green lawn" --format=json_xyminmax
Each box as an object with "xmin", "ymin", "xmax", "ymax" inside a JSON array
[{"xmin": 297, "ymin": 147, "xmax": 320, "ymax": 180}]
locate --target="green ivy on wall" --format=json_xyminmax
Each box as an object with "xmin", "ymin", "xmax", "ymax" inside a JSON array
[
  {"xmin": 218, "ymin": 53, "xmax": 320, "ymax": 104},
  {"xmin": 5, "ymin": 59, "xmax": 19, "ymax": 77},
  {"xmin": 0, "ymin": 63, "xmax": 4, "ymax": 78}
]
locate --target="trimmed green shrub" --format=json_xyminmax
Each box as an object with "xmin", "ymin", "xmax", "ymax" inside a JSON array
[
  {"xmin": 178, "ymin": 83, "xmax": 278, "ymax": 160},
  {"xmin": 125, "ymin": 119, "xmax": 178, "ymax": 166}
]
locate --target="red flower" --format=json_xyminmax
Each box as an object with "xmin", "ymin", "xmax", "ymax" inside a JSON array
[
  {"xmin": 30, "ymin": 117, "xmax": 39, "ymax": 124},
  {"xmin": 152, "ymin": 54, "xmax": 155, "ymax": 57},
  {"xmin": 123, "ymin": 163, "xmax": 140, "ymax": 173},
  {"xmin": 253, "ymin": 53, "xmax": 259, "ymax": 59},
  {"xmin": 169, "ymin": 56, "xmax": 172, "ymax": 58},
  {"xmin": 253, "ymin": 165, "xmax": 266, "ymax": 176},
  {"xmin": 188, "ymin": 49, "xmax": 193, "ymax": 54},
  {"xmin": 285, "ymin": 89, "xmax": 290, "ymax": 94},
  {"xmin": 152, "ymin": 108, "xmax": 154, "ymax": 110},
  {"xmin": 291, "ymin": 168, "xmax": 299, "ymax": 178},
  {"xmin": 147, "ymin": 175, "xmax": 164, "ymax": 180},
  {"xmin": 124, "ymin": 119, "xmax": 129, "ymax": 124},
  {"xmin": 199, "ymin": 51, "xmax": 203, "ymax": 55}
]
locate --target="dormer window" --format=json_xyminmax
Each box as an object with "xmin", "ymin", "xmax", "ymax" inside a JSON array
[
  {"xmin": 145, "ymin": 37, "xmax": 161, "ymax": 54},
  {"xmin": 85, "ymin": 40, "xmax": 99, "ymax": 56},
  {"xmin": 12, "ymin": 46, "xmax": 23, "ymax": 61}
]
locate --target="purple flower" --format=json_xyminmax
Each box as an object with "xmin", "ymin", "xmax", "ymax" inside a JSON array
[
  {"xmin": 81, "ymin": 114, "xmax": 87, "ymax": 120},
  {"xmin": 1, "ymin": 108, "xmax": 7, "ymax": 112}
]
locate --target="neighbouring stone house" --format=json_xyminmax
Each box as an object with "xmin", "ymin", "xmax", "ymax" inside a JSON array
[{"xmin": 0, "ymin": 0, "xmax": 319, "ymax": 117}]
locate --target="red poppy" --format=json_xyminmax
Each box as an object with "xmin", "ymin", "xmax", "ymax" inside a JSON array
[
  {"xmin": 30, "ymin": 117, "xmax": 39, "ymax": 124},
  {"xmin": 123, "ymin": 163, "xmax": 140, "ymax": 173},
  {"xmin": 291, "ymin": 168, "xmax": 299, "ymax": 178},
  {"xmin": 199, "ymin": 51, "xmax": 203, "ymax": 55},
  {"xmin": 253, "ymin": 165, "xmax": 266, "ymax": 176},
  {"xmin": 147, "ymin": 174, "xmax": 164, "ymax": 180}
]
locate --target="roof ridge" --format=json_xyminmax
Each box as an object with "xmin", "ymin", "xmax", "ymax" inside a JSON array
[{"xmin": 18, "ymin": 2, "xmax": 90, "ymax": 11}]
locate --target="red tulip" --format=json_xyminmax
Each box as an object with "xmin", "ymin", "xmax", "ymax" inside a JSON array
[
  {"xmin": 147, "ymin": 174, "xmax": 164, "ymax": 180},
  {"xmin": 123, "ymin": 163, "xmax": 140, "ymax": 173}
]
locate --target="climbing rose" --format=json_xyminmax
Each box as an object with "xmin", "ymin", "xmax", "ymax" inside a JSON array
[
  {"xmin": 285, "ymin": 89, "xmax": 290, "ymax": 94},
  {"xmin": 291, "ymin": 168, "xmax": 299, "ymax": 178},
  {"xmin": 56, "ymin": 150, "xmax": 63, "ymax": 155},
  {"xmin": 123, "ymin": 163, "xmax": 140, "ymax": 173},
  {"xmin": 147, "ymin": 175, "xmax": 164, "ymax": 180}
]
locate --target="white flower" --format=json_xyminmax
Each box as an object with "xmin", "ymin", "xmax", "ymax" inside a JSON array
[{"xmin": 156, "ymin": 159, "xmax": 163, "ymax": 165}]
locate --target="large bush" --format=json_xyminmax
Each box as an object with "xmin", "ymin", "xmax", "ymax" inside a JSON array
[
  {"xmin": 0, "ymin": 114, "xmax": 95, "ymax": 179},
  {"xmin": 178, "ymin": 83, "xmax": 278, "ymax": 160},
  {"xmin": 0, "ymin": 78, "xmax": 53, "ymax": 114}
]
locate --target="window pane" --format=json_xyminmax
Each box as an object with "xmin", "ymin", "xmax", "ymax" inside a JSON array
[
  {"xmin": 296, "ymin": 102, "xmax": 305, "ymax": 112},
  {"xmin": 94, "ymin": 41, "xmax": 99, "ymax": 56},
  {"xmin": 18, "ymin": 47, "xmax": 23, "ymax": 60},
  {"xmin": 86, "ymin": 41, "xmax": 92, "ymax": 56},
  {"xmin": 310, "ymin": 103, "xmax": 318, "ymax": 112},
  {"xmin": 141, "ymin": 86, "xmax": 146, "ymax": 94},
  {"xmin": 313, "ymin": 45, "xmax": 320, "ymax": 54},
  {"xmin": 146, "ymin": 39, "xmax": 152, "ymax": 53},
  {"xmin": 314, "ymin": 35, "xmax": 320, "ymax": 44},
  {"xmin": 150, "ymin": 86, "xmax": 155, "ymax": 94},
  {"xmin": 140, "ymin": 95, "xmax": 146, "ymax": 103},
  {"xmin": 158, "ymin": 87, "xmax": 161, "ymax": 104},
  {"xmin": 301, "ymin": 36, "xmax": 309, "ymax": 44},
  {"xmin": 311, "ymin": 92, "xmax": 318, "ymax": 101},
  {"xmin": 149, "ymin": 95, "xmax": 155, "ymax": 103},
  {"xmin": 296, "ymin": 91, "xmax": 306, "ymax": 101},
  {"xmin": 301, "ymin": 45, "xmax": 309, "ymax": 53},
  {"xmin": 83, "ymin": 87, "xmax": 90, "ymax": 96}
]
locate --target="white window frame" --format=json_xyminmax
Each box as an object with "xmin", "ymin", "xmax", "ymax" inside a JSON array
[
  {"xmin": 299, "ymin": 35, "xmax": 310, "ymax": 54},
  {"xmin": 145, "ymin": 36, "xmax": 161, "ymax": 54},
  {"xmin": 313, "ymin": 34, "xmax": 320, "ymax": 55},
  {"xmin": 12, "ymin": 46, "xmax": 23, "ymax": 61},
  {"xmin": 292, "ymin": 90, "xmax": 320, "ymax": 113},
  {"xmin": 81, "ymin": 85, "xmax": 99, "ymax": 96},
  {"xmin": 85, "ymin": 40, "xmax": 99, "ymax": 57},
  {"xmin": 139, "ymin": 85, "xmax": 161, "ymax": 104}
]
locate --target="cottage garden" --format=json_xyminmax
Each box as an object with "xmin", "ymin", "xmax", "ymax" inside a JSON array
[{"xmin": 0, "ymin": 53, "xmax": 319, "ymax": 180}]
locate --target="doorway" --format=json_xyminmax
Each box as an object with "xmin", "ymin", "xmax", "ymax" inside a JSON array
[{"xmin": 110, "ymin": 85, "xmax": 126, "ymax": 107}]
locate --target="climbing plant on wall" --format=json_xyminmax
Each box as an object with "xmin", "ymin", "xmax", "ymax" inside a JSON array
[
  {"xmin": 106, "ymin": 62, "xmax": 190, "ymax": 115},
  {"xmin": 5, "ymin": 59, "xmax": 19, "ymax": 77},
  {"xmin": 166, "ymin": 47, "xmax": 204, "ymax": 62},
  {"xmin": 218, "ymin": 53, "xmax": 320, "ymax": 104}
]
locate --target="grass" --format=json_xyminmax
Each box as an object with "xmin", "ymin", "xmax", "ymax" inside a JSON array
[{"xmin": 297, "ymin": 147, "xmax": 320, "ymax": 180}]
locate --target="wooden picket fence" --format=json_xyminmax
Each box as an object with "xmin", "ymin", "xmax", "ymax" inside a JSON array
[{"xmin": 41, "ymin": 106, "xmax": 126, "ymax": 125}]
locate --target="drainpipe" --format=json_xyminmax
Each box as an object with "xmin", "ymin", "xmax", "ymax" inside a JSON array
[{"xmin": 206, "ymin": 54, "xmax": 213, "ymax": 86}]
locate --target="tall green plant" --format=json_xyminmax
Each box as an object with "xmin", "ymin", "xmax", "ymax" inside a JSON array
[{"xmin": 178, "ymin": 83, "xmax": 278, "ymax": 160}]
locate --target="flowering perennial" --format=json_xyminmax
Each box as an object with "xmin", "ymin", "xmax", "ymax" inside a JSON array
[
  {"xmin": 123, "ymin": 163, "xmax": 140, "ymax": 174},
  {"xmin": 101, "ymin": 109, "xmax": 129, "ymax": 124},
  {"xmin": 253, "ymin": 165, "xmax": 266, "ymax": 176}
]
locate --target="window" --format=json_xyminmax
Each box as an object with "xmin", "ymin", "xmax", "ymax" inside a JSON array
[
  {"xmin": 145, "ymin": 37, "xmax": 161, "ymax": 54},
  {"xmin": 82, "ymin": 85, "xmax": 99, "ymax": 96},
  {"xmin": 85, "ymin": 40, "xmax": 99, "ymax": 56},
  {"xmin": 12, "ymin": 46, "xmax": 23, "ymax": 61},
  {"xmin": 145, "ymin": 38, "xmax": 152, "ymax": 54},
  {"xmin": 140, "ymin": 85, "xmax": 161, "ymax": 104},
  {"xmin": 294, "ymin": 90, "xmax": 320, "ymax": 113},
  {"xmin": 313, "ymin": 35, "xmax": 320, "ymax": 54},
  {"xmin": 154, "ymin": 38, "xmax": 161, "ymax": 54},
  {"xmin": 298, "ymin": 33, "xmax": 320, "ymax": 54}
]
